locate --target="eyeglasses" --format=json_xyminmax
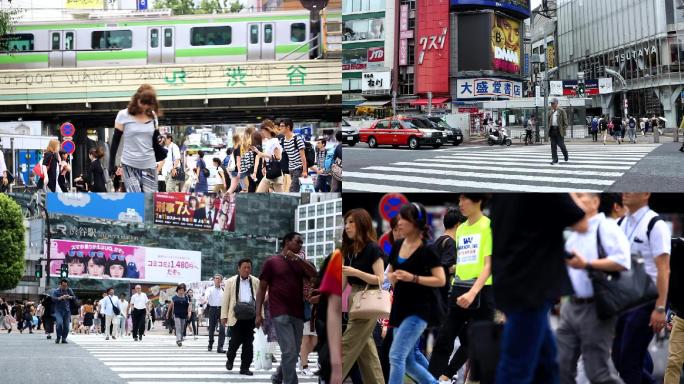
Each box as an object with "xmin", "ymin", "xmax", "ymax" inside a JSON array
[
  {"xmin": 109, "ymin": 253, "xmax": 126, "ymax": 262},
  {"xmin": 68, "ymin": 250, "xmax": 84, "ymax": 258},
  {"xmin": 89, "ymin": 250, "xmax": 105, "ymax": 258}
]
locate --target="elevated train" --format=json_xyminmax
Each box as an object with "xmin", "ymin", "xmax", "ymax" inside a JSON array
[{"xmin": 0, "ymin": 10, "xmax": 317, "ymax": 70}]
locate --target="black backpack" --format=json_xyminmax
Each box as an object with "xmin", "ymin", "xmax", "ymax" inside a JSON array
[
  {"xmin": 302, "ymin": 138, "xmax": 315, "ymax": 168},
  {"xmin": 278, "ymin": 136, "xmax": 290, "ymax": 175}
]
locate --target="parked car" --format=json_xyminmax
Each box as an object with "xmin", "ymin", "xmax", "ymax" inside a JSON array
[
  {"xmin": 341, "ymin": 118, "xmax": 360, "ymax": 146},
  {"xmin": 359, "ymin": 116, "xmax": 444, "ymax": 149},
  {"xmin": 427, "ymin": 116, "xmax": 464, "ymax": 146}
]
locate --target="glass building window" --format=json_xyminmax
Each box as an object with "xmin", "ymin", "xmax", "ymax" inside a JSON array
[
  {"xmin": 51, "ymin": 32, "xmax": 60, "ymax": 50},
  {"xmin": 191, "ymin": 26, "xmax": 232, "ymax": 46},
  {"xmin": 150, "ymin": 29, "xmax": 159, "ymax": 48},
  {"xmin": 343, "ymin": 19, "xmax": 384, "ymax": 42},
  {"xmin": 91, "ymin": 30, "xmax": 132, "ymax": 49},
  {"xmin": 164, "ymin": 28, "xmax": 173, "ymax": 47},
  {"xmin": 250, "ymin": 25, "xmax": 259, "ymax": 44},
  {"xmin": 264, "ymin": 24, "xmax": 273, "ymax": 44}
]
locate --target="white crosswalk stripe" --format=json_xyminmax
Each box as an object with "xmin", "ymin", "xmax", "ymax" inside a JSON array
[
  {"xmin": 68, "ymin": 334, "xmax": 319, "ymax": 384},
  {"xmin": 344, "ymin": 144, "xmax": 661, "ymax": 192}
]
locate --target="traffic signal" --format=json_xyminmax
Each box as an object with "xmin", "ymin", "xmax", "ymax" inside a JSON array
[
  {"xmin": 35, "ymin": 264, "xmax": 42, "ymax": 279},
  {"xmin": 60, "ymin": 263, "xmax": 68, "ymax": 279}
]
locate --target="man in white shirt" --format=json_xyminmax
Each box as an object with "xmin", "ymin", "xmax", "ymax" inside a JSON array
[
  {"xmin": 129, "ymin": 285, "xmax": 149, "ymax": 341},
  {"xmin": 559, "ymin": 193, "xmax": 630, "ymax": 384},
  {"xmin": 613, "ymin": 193, "xmax": 671, "ymax": 383},
  {"xmin": 101, "ymin": 288, "xmax": 120, "ymax": 340},
  {"xmin": 221, "ymin": 258, "xmax": 260, "ymax": 376},
  {"xmin": 117, "ymin": 293, "xmax": 129, "ymax": 338},
  {"xmin": 161, "ymin": 134, "xmax": 182, "ymax": 192},
  {"xmin": 203, "ymin": 274, "xmax": 226, "ymax": 353}
]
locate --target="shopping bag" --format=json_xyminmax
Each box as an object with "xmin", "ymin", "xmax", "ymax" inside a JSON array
[
  {"xmin": 254, "ymin": 328, "xmax": 268, "ymax": 370},
  {"xmin": 299, "ymin": 177, "xmax": 316, "ymax": 193}
]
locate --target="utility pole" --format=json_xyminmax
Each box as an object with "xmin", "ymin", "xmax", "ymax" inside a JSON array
[{"xmin": 38, "ymin": 198, "xmax": 50, "ymax": 290}]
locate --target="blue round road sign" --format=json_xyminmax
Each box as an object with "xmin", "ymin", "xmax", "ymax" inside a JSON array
[
  {"xmin": 60, "ymin": 122, "xmax": 75, "ymax": 137},
  {"xmin": 379, "ymin": 193, "xmax": 409, "ymax": 221},
  {"xmin": 61, "ymin": 140, "xmax": 75, "ymax": 155}
]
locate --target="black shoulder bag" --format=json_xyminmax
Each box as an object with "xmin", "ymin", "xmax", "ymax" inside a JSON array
[
  {"xmin": 589, "ymin": 222, "xmax": 659, "ymax": 319},
  {"xmin": 109, "ymin": 296, "xmax": 121, "ymax": 316},
  {"xmin": 152, "ymin": 112, "xmax": 168, "ymax": 162},
  {"xmin": 233, "ymin": 277, "xmax": 256, "ymax": 320}
]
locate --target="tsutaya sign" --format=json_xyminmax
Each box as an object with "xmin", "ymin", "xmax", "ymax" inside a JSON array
[
  {"xmin": 615, "ymin": 45, "xmax": 658, "ymax": 63},
  {"xmin": 418, "ymin": 27, "xmax": 448, "ymax": 65}
]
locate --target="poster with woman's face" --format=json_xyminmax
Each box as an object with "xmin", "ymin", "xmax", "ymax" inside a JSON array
[
  {"xmin": 49, "ymin": 240, "xmax": 145, "ymax": 280},
  {"xmin": 491, "ymin": 14, "xmax": 521, "ymax": 74}
]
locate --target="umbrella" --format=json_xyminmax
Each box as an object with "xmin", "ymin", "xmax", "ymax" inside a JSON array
[{"xmin": 658, "ymin": 117, "xmax": 668, "ymax": 122}]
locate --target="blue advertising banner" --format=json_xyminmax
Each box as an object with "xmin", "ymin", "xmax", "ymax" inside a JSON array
[
  {"xmin": 46, "ymin": 193, "xmax": 145, "ymax": 222},
  {"xmin": 451, "ymin": 0, "xmax": 531, "ymax": 18}
]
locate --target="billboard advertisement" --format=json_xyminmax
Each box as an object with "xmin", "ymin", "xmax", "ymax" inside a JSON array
[
  {"xmin": 48, "ymin": 239, "xmax": 202, "ymax": 283},
  {"xmin": 451, "ymin": 0, "xmax": 531, "ymax": 18},
  {"xmin": 47, "ymin": 193, "xmax": 144, "ymax": 223},
  {"xmin": 491, "ymin": 14, "xmax": 522, "ymax": 74},
  {"xmin": 415, "ymin": 0, "xmax": 451, "ymax": 95},
  {"xmin": 549, "ymin": 79, "xmax": 614, "ymax": 96},
  {"xmin": 153, "ymin": 193, "xmax": 236, "ymax": 232},
  {"xmin": 362, "ymin": 71, "xmax": 391, "ymax": 92},
  {"xmin": 456, "ymin": 78, "xmax": 523, "ymax": 99}
]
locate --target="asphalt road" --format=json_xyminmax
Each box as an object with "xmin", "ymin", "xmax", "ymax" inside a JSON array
[{"xmin": 343, "ymin": 141, "xmax": 684, "ymax": 192}]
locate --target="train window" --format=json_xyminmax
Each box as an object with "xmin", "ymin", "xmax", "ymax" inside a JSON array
[
  {"xmin": 65, "ymin": 32, "xmax": 74, "ymax": 50},
  {"xmin": 190, "ymin": 26, "xmax": 232, "ymax": 46},
  {"xmin": 0, "ymin": 34, "xmax": 34, "ymax": 51},
  {"xmin": 150, "ymin": 29, "xmax": 159, "ymax": 48},
  {"xmin": 264, "ymin": 24, "xmax": 273, "ymax": 44},
  {"xmin": 51, "ymin": 32, "xmax": 60, "ymax": 50},
  {"xmin": 291, "ymin": 23, "xmax": 306, "ymax": 43},
  {"xmin": 91, "ymin": 30, "xmax": 132, "ymax": 49},
  {"xmin": 250, "ymin": 25, "xmax": 259, "ymax": 44},
  {"xmin": 164, "ymin": 28, "xmax": 173, "ymax": 47}
]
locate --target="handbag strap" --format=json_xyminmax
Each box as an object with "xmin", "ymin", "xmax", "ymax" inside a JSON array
[{"xmin": 596, "ymin": 222, "xmax": 607, "ymax": 260}]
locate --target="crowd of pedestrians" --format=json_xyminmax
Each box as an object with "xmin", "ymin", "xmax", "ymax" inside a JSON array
[
  {"xmin": 343, "ymin": 192, "xmax": 678, "ymax": 384},
  {"xmin": 23, "ymin": 84, "xmax": 342, "ymax": 193}
]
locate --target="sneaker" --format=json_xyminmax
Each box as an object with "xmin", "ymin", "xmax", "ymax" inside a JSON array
[
  {"xmin": 61, "ymin": 339, "xmax": 68, "ymax": 344},
  {"xmin": 133, "ymin": 337, "xmax": 138, "ymax": 341},
  {"xmin": 226, "ymin": 360, "xmax": 234, "ymax": 371},
  {"xmin": 300, "ymin": 366, "xmax": 314, "ymax": 376},
  {"xmin": 55, "ymin": 338, "xmax": 61, "ymax": 344},
  {"xmin": 106, "ymin": 336, "xmax": 109, "ymax": 340},
  {"xmin": 112, "ymin": 336, "xmax": 116, "ymax": 340},
  {"xmin": 240, "ymin": 370, "xmax": 253, "ymax": 376},
  {"xmin": 177, "ymin": 340, "xmax": 182, "ymax": 347}
]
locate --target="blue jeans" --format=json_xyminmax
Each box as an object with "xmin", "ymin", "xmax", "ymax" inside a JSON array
[
  {"xmin": 389, "ymin": 315, "xmax": 437, "ymax": 384},
  {"xmin": 54, "ymin": 310, "xmax": 70, "ymax": 341},
  {"xmin": 496, "ymin": 302, "xmax": 559, "ymax": 384},
  {"xmin": 612, "ymin": 302, "xmax": 656, "ymax": 384},
  {"xmin": 316, "ymin": 174, "xmax": 331, "ymax": 192},
  {"xmin": 273, "ymin": 315, "xmax": 304, "ymax": 384}
]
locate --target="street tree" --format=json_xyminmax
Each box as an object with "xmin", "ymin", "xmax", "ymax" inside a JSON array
[
  {"xmin": 0, "ymin": 194, "xmax": 25, "ymax": 291},
  {"xmin": 0, "ymin": 7, "xmax": 20, "ymax": 52},
  {"xmin": 154, "ymin": 0, "xmax": 197, "ymax": 15}
]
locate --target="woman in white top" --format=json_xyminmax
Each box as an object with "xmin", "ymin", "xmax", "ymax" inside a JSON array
[
  {"xmin": 110, "ymin": 84, "xmax": 162, "ymax": 192},
  {"xmin": 253, "ymin": 120, "xmax": 284, "ymax": 193}
]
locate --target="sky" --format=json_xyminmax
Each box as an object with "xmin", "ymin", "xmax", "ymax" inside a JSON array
[{"xmin": 531, "ymin": 0, "xmax": 542, "ymax": 10}]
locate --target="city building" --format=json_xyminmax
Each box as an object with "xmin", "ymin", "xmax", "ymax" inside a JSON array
[
  {"xmin": 295, "ymin": 194, "xmax": 342, "ymax": 268},
  {"xmin": 556, "ymin": 0, "xmax": 684, "ymax": 126},
  {"xmin": 343, "ymin": 0, "xmax": 530, "ymax": 117}
]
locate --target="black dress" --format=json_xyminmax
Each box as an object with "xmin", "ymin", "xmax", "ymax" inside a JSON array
[
  {"xmin": 42, "ymin": 152, "xmax": 58, "ymax": 192},
  {"xmin": 87, "ymin": 158, "xmax": 107, "ymax": 192}
]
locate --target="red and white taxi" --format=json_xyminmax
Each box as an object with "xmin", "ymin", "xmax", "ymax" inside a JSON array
[{"xmin": 359, "ymin": 116, "xmax": 444, "ymax": 149}]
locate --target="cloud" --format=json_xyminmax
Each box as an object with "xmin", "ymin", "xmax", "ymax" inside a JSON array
[
  {"xmin": 57, "ymin": 193, "xmax": 90, "ymax": 207},
  {"xmin": 118, "ymin": 209, "xmax": 143, "ymax": 223},
  {"xmin": 99, "ymin": 193, "xmax": 127, "ymax": 201}
]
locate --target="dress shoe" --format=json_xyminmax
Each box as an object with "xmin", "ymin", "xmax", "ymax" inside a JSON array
[{"xmin": 240, "ymin": 370, "xmax": 253, "ymax": 376}]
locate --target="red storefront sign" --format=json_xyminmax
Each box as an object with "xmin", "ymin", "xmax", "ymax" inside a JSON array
[
  {"xmin": 342, "ymin": 63, "xmax": 367, "ymax": 71},
  {"xmin": 415, "ymin": 0, "xmax": 450, "ymax": 95}
]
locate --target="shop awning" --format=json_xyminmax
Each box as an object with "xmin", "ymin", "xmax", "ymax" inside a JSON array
[
  {"xmin": 357, "ymin": 100, "xmax": 391, "ymax": 108},
  {"xmin": 343, "ymin": 99, "xmax": 365, "ymax": 108},
  {"xmin": 410, "ymin": 98, "xmax": 450, "ymax": 106}
]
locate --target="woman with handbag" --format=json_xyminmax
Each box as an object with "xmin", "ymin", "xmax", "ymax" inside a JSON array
[
  {"xmin": 342, "ymin": 208, "xmax": 387, "ymax": 383},
  {"xmin": 247, "ymin": 130, "xmax": 264, "ymax": 192},
  {"xmin": 386, "ymin": 203, "xmax": 445, "ymax": 384},
  {"xmin": 254, "ymin": 121, "xmax": 284, "ymax": 193},
  {"xmin": 41, "ymin": 139, "xmax": 60, "ymax": 192},
  {"xmin": 109, "ymin": 84, "xmax": 164, "ymax": 192}
]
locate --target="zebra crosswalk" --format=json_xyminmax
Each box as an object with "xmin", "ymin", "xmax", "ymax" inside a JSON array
[
  {"xmin": 344, "ymin": 144, "xmax": 661, "ymax": 192},
  {"xmin": 69, "ymin": 334, "xmax": 318, "ymax": 384}
]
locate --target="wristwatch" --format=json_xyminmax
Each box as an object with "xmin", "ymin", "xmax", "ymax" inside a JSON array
[{"xmin": 655, "ymin": 306, "xmax": 666, "ymax": 314}]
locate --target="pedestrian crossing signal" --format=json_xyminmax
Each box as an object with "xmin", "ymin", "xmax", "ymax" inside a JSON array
[
  {"xmin": 35, "ymin": 265, "xmax": 42, "ymax": 279},
  {"xmin": 60, "ymin": 264, "xmax": 68, "ymax": 279}
]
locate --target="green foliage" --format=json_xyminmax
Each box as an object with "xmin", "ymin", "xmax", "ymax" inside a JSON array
[
  {"xmin": 228, "ymin": 0, "xmax": 244, "ymax": 13},
  {"xmin": 0, "ymin": 194, "xmax": 26, "ymax": 291},
  {"xmin": 154, "ymin": 0, "xmax": 198, "ymax": 15},
  {"xmin": 0, "ymin": 8, "xmax": 21, "ymax": 52}
]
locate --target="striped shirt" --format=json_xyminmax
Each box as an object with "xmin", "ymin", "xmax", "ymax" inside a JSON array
[{"xmin": 283, "ymin": 135, "xmax": 305, "ymax": 170}]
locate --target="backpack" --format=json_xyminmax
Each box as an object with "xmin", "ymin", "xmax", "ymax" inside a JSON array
[
  {"xmin": 301, "ymin": 137, "xmax": 316, "ymax": 168},
  {"xmin": 617, "ymin": 215, "xmax": 663, "ymax": 241},
  {"xmin": 278, "ymin": 136, "xmax": 290, "ymax": 174},
  {"xmin": 629, "ymin": 119, "xmax": 636, "ymax": 129},
  {"xmin": 323, "ymin": 147, "xmax": 335, "ymax": 172},
  {"xmin": 591, "ymin": 118, "xmax": 599, "ymax": 132},
  {"xmin": 226, "ymin": 150, "xmax": 236, "ymax": 172}
]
